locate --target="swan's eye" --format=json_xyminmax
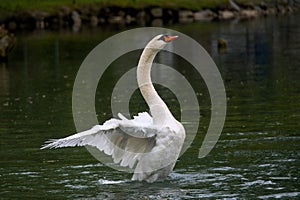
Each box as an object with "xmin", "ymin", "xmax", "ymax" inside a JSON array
[{"xmin": 159, "ymin": 35, "xmax": 178, "ymax": 43}]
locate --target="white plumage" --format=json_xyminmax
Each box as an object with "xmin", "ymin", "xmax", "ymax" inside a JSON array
[{"xmin": 41, "ymin": 34, "xmax": 185, "ymax": 183}]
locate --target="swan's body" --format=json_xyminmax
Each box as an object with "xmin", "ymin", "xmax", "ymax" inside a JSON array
[{"xmin": 41, "ymin": 34, "xmax": 185, "ymax": 183}]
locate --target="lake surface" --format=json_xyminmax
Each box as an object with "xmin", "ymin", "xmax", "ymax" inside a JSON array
[{"xmin": 1, "ymin": 14, "xmax": 299, "ymax": 199}]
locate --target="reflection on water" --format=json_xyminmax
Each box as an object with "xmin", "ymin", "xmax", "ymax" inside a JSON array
[{"xmin": 0, "ymin": 14, "xmax": 299, "ymax": 199}]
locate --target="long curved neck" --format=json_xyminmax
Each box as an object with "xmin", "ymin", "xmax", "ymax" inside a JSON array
[{"xmin": 137, "ymin": 47, "xmax": 172, "ymax": 122}]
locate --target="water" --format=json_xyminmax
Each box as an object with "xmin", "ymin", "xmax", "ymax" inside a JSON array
[{"xmin": 1, "ymin": 14, "xmax": 299, "ymax": 199}]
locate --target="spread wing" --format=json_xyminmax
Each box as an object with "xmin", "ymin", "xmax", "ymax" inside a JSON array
[{"xmin": 41, "ymin": 112, "xmax": 157, "ymax": 169}]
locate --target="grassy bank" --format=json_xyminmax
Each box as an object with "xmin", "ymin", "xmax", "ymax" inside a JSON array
[{"xmin": 0, "ymin": 0, "xmax": 277, "ymax": 13}]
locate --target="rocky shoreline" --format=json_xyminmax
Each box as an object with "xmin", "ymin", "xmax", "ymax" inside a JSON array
[{"xmin": 1, "ymin": 0, "xmax": 299, "ymax": 32}]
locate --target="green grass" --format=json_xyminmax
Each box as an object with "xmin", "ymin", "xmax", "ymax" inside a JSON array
[
  {"xmin": 0, "ymin": 0, "xmax": 278, "ymax": 16},
  {"xmin": 0, "ymin": 0, "xmax": 224, "ymax": 12}
]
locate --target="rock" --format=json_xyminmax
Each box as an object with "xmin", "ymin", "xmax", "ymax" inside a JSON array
[
  {"xmin": 136, "ymin": 10, "xmax": 146, "ymax": 25},
  {"xmin": 286, "ymin": 6, "xmax": 294, "ymax": 12},
  {"xmin": 151, "ymin": 19, "xmax": 163, "ymax": 27},
  {"xmin": 219, "ymin": 10, "xmax": 235, "ymax": 20},
  {"xmin": 90, "ymin": 16, "xmax": 98, "ymax": 27},
  {"xmin": 277, "ymin": 5, "xmax": 287, "ymax": 14},
  {"xmin": 179, "ymin": 10, "xmax": 193, "ymax": 18},
  {"xmin": 194, "ymin": 9, "xmax": 216, "ymax": 21},
  {"xmin": 108, "ymin": 16, "xmax": 125, "ymax": 24},
  {"xmin": 56, "ymin": 7, "xmax": 72, "ymax": 28},
  {"xmin": 72, "ymin": 10, "xmax": 81, "ymax": 24},
  {"xmin": 33, "ymin": 10, "xmax": 49, "ymax": 29},
  {"xmin": 0, "ymin": 35, "xmax": 15, "ymax": 57},
  {"xmin": 125, "ymin": 15, "xmax": 135, "ymax": 24},
  {"xmin": 218, "ymin": 38, "xmax": 227, "ymax": 48},
  {"xmin": 267, "ymin": 7, "xmax": 277, "ymax": 15},
  {"xmin": 240, "ymin": 9, "xmax": 259, "ymax": 19},
  {"xmin": 117, "ymin": 10, "xmax": 126, "ymax": 17},
  {"xmin": 0, "ymin": 25, "xmax": 16, "ymax": 62},
  {"xmin": 71, "ymin": 11, "xmax": 81, "ymax": 31},
  {"xmin": 60, "ymin": 6, "xmax": 72, "ymax": 17},
  {"xmin": 0, "ymin": 26, "xmax": 8, "ymax": 37},
  {"xmin": 179, "ymin": 10, "xmax": 194, "ymax": 23},
  {"xmin": 32, "ymin": 10, "xmax": 49, "ymax": 20},
  {"xmin": 150, "ymin": 7, "xmax": 163, "ymax": 18}
]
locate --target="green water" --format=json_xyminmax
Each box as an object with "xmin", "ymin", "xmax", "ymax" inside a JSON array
[{"xmin": 0, "ymin": 14, "xmax": 299, "ymax": 199}]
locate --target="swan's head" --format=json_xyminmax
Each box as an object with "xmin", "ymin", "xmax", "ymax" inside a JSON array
[{"xmin": 146, "ymin": 34, "xmax": 178, "ymax": 50}]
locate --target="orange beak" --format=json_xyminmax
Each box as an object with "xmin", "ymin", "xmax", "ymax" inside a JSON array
[{"xmin": 163, "ymin": 35, "xmax": 178, "ymax": 42}]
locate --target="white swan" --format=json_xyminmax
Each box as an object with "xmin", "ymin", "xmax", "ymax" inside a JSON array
[{"xmin": 41, "ymin": 34, "xmax": 186, "ymax": 183}]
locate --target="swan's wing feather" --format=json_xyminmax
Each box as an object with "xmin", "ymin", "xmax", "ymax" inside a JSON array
[
  {"xmin": 40, "ymin": 122, "xmax": 114, "ymax": 149},
  {"xmin": 41, "ymin": 113, "xmax": 157, "ymax": 169}
]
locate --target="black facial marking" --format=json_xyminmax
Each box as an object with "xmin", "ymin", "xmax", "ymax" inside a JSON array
[{"xmin": 158, "ymin": 35, "xmax": 169, "ymax": 41}]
